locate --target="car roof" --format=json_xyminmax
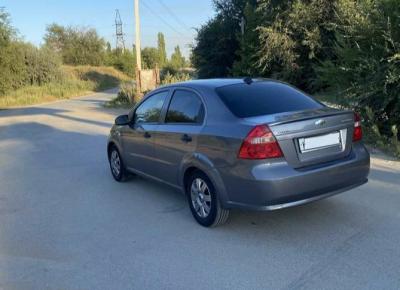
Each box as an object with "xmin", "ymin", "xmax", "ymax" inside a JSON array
[
  {"xmin": 162, "ymin": 78, "xmax": 247, "ymax": 90},
  {"xmin": 159, "ymin": 78, "xmax": 290, "ymax": 91}
]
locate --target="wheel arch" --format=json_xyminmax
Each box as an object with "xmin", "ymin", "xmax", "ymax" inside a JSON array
[
  {"xmin": 180, "ymin": 153, "xmax": 229, "ymax": 207},
  {"xmin": 107, "ymin": 140, "xmax": 123, "ymax": 159}
]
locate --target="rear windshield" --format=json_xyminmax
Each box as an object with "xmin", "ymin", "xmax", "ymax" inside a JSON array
[{"xmin": 216, "ymin": 82, "xmax": 323, "ymax": 118}]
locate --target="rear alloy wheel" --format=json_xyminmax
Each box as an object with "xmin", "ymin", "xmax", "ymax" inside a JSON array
[
  {"xmin": 191, "ymin": 178, "xmax": 212, "ymax": 218},
  {"xmin": 187, "ymin": 171, "xmax": 229, "ymax": 227},
  {"xmin": 109, "ymin": 146, "xmax": 129, "ymax": 182}
]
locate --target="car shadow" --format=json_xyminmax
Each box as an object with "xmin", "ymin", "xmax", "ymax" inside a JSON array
[{"xmin": 121, "ymin": 172, "xmax": 368, "ymax": 235}]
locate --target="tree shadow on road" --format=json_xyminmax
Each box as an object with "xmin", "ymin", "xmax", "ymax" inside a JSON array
[
  {"xmin": 0, "ymin": 107, "xmax": 113, "ymax": 129},
  {"xmin": 0, "ymin": 121, "xmax": 108, "ymax": 173},
  {"xmin": 368, "ymin": 167, "xmax": 400, "ymax": 187}
]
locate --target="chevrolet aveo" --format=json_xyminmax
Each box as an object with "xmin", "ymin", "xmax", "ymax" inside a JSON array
[{"xmin": 107, "ymin": 79, "xmax": 370, "ymax": 227}]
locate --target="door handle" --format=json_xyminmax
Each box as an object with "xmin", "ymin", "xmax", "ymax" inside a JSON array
[
  {"xmin": 181, "ymin": 134, "xmax": 192, "ymax": 143},
  {"xmin": 144, "ymin": 132, "xmax": 151, "ymax": 139}
]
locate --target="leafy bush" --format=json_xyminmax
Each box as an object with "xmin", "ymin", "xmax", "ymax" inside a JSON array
[
  {"xmin": 0, "ymin": 65, "xmax": 131, "ymax": 108},
  {"xmin": 0, "ymin": 42, "xmax": 27, "ymax": 95},
  {"xmin": 22, "ymin": 43, "xmax": 62, "ymax": 85},
  {"xmin": 0, "ymin": 11, "xmax": 27, "ymax": 94},
  {"xmin": 105, "ymin": 81, "xmax": 138, "ymax": 108},
  {"xmin": 161, "ymin": 71, "xmax": 191, "ymax": 85},
  {"xmin": 0, "ymin": 11, "xmax": 62, "ymax": 95},
  {"xmin": 0, "ymin": 42, "xmax": 62, "ymax": 96},
  {"xmin": 105, "ymin": 49, "xmax": 136, "ymax": 77},
  {"xmin": 316, "ymin": 0, "xmax": 400, "ymax": 146}
]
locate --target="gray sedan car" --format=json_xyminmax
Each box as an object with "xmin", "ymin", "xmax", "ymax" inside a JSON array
[{"xmin": 107, "ymin": 79, "xmax": 370, "ymax": 227}]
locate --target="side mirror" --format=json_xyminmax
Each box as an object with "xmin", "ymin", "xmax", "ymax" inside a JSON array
[{"xmin": 115, "ymin": 114, "xmax": 130, "ymax": 126}]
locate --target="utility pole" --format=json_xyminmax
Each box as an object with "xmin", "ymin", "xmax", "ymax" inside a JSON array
[
  {"xmin": 240, "ymin": 16, "xmax": 245, "ymax": 36},
  {"xmin": 115, "ymin": 9, "xmax": 126, "ymax": 51},
  {"xmin": 134, "ymin": 0, "xmax": 142, "ymax": 71}
]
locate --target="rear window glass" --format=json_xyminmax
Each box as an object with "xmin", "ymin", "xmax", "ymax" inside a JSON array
[{"xmin": 216, "ymin": 82, "xmax": 323, "ymax": 118}]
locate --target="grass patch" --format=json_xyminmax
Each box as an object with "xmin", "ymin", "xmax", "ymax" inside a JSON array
[
  {"xmin": 104, "ymin": 81, "xmax": 139, "ymax": 109},
  {"xmin": 105, "ymin": 68, "xmax": 194, "ymax": 109},
  {"xmin": 362, "ymin": 124, "xmax": 400, "ymax": 159},
  {"xmin": 0, "ymin": 65, "xmax": 131, "ymax": 108}
]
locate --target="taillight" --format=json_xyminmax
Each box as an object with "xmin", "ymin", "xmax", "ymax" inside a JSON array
[
  {"xmin": 353, "ymin": 112, "xmax": 362, "ymax": 141},
  {"xmin": 238, "ymin": 125, "xmax": 283, "ymax": 159}
]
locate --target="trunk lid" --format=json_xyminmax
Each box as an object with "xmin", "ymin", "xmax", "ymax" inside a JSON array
[{"xmin": 244, "ymin": 107, "xmax": 355, "ymax": 168}]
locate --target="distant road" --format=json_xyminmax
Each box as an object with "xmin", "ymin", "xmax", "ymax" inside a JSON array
[{"xmin": 0, "ymin": 90, "xmax": 399, "ymax": 290}]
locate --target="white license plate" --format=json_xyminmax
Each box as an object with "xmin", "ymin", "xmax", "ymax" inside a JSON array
[{"xmin": 299, "ymin": 132, "xmax": 341, "ymax": 153}]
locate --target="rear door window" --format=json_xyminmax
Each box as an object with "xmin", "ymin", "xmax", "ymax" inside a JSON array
[
  {"xmin": 216, "ymin": 82, "xmax": 323, "ymax": 118},
  {"xmin": 165, "ymin": 90, "xmax": 204, "ymax": 124}
]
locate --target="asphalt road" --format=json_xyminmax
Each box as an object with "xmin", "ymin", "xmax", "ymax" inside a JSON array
[{"xmin": 0, "ymin": 90, "xmax": 399, "ymax": 290}]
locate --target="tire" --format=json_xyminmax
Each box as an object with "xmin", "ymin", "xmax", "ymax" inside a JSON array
[
  {"xmin": 108, "ymin": 145, "xmax": 129, "ymax": 182},
  {"xmin": 186, "ymin": 170, "xmax": 230, "ymax": 227}
]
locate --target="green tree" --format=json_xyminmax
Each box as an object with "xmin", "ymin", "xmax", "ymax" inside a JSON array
[
  {"xmin": 192, "ymin": 0, "xmax": 399, "ymax": 149},
  {"xmin": 191, "ymin": 0, "xmax": 251, "ymax": 77},
  {"xmin": 142, "ymin": 47, "xmax": 159, "ymax": 69},
  {"xmin": 232, "ymin": 1, "xmax": 261, "ymax": 76},
  {"xmin": 157, "ymin": 32, "xmax": 167, "ymax": 67},
  {"xmin": 213, "ymin": 0, "xmax": 248, "ymax": 20},
  {"xmin": 192, "ymin": 0, "xmax": 337, "ymax": 89},
  {"xmin": 0, "ymin": 11, "xmax": 27, "ymax": 94},
  {"xmin": 106, "ymin": 42, "xmax": 112, "ymax": 53},
  {"xmin": 317, "ymin": 0, "xmax": 400, "ymax": 140},
  {"xmin": 170, "ymin": 45, "xmax": 185, "ymax": 70},
  {"xmin": 0, "ymin": 9, "xmax": 14, "ymax": 46},
  {"xmin": 191, "ymin": 15, "xmax": 240, "ymax": 77},
  {"xmin": 44, "ymin": 24, "xmax": 106, "ymax": 66},
  {"xmin": 256, "ymin": 0, "xmax": 337, "ymax": 90}
]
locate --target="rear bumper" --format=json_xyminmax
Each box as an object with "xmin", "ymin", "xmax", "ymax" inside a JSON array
[{"xmin": 219, "ymin": 143, "xmax": 370, "ymax": 210}]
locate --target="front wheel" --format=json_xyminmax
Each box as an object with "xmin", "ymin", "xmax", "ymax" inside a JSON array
[
  {"xmin": 186, "ymin": 171, "xmax": 230, "ymax": 227},
  {"xmin": 108, "ymin": 145, "xmax": 129, "ymax": 182}
]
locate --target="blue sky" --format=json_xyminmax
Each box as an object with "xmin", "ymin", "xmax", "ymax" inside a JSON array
[{"xmin": 1, "ymin": 0, "xmax": 215, "ymax": 58}]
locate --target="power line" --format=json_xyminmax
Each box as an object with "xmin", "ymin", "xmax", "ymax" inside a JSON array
[
  {"xmin": 141, "ymin": 1, "xmax": 185, "ymax": 36},
  {"xmin": 117, "ymin": 34, "xmax": 193, "ymax": 40},
  {"xmin": 155, "ymin": 0, "xmax": 190, "ymax": 32}
]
